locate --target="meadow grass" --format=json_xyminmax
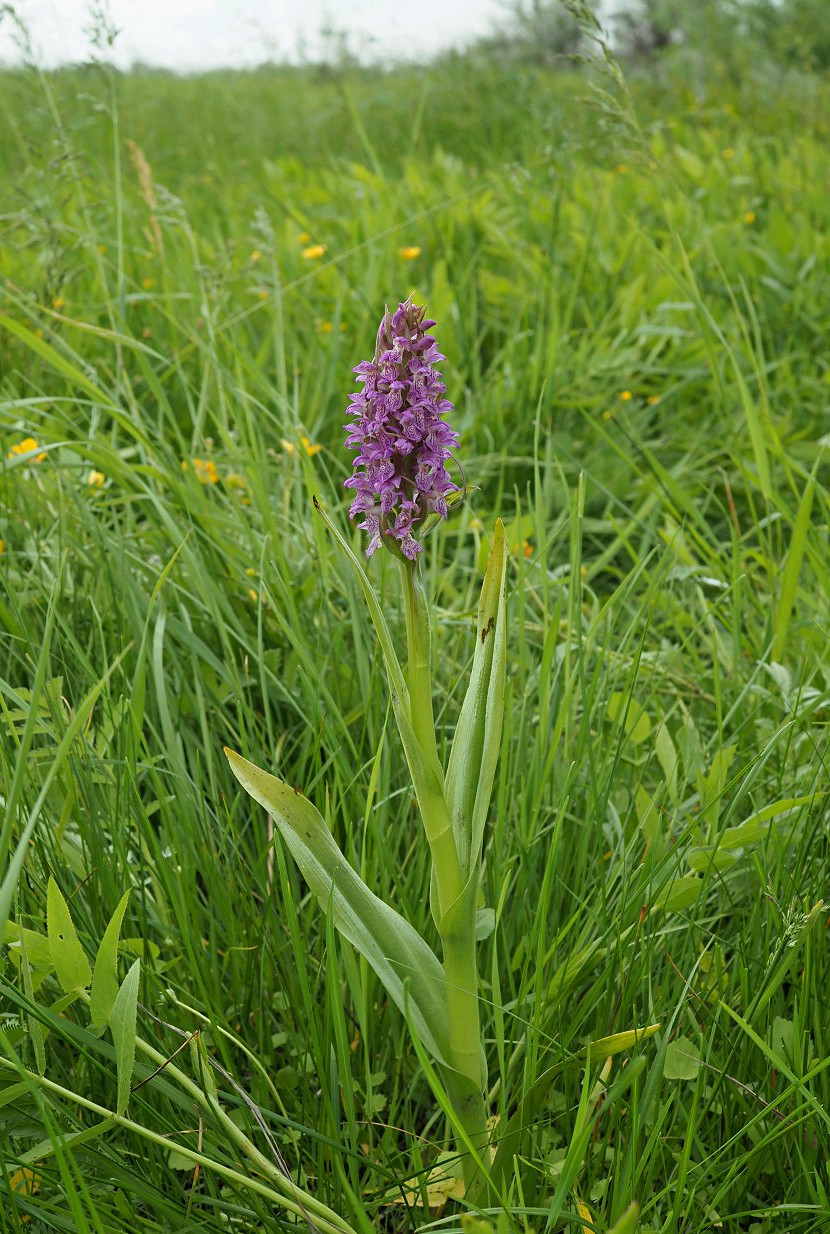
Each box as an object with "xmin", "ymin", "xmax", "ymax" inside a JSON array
[{"xmin": 1, "ymin": 49, "xmax": 830, "ymax": 1234}]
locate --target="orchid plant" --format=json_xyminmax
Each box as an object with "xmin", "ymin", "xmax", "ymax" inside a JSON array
[{"xmin": 226, "ymin": 298, "xmax": 507, "ymax": 1192}]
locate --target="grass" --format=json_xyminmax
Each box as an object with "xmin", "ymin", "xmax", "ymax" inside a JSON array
[{"xmin": 1, "ymin": 43, "xmax": 830, "ymax": 1234}]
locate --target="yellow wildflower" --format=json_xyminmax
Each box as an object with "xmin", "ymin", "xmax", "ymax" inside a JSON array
[
  {"xmin": 301, "ymin": 244, "xmax": 326, "ymax": 260},
  {"xmin": 616, "ymin": 163, "xmax": 628, "ymax": 175},
  {"xmin": 281, "ymin": 436, "xmax": 322, "ymax": 458},
  {"xmin": 87, "ymin": 469, "xmax": 106, "ymax": 488},
  {"xmin": 743, "ymin": 210, "xmax": 756, "ymax": 224},
  {"xmin": 257, "ymin": 289, "xmax": 269, "ymax": 300},
  {"xmin": 722, "ymin": 147, "xmax": 735, "ymax": 159},
  {"xmin": 142, "ymin": 277, "xmax": 156, "ymax": 290},
  {"xmin": 319, "ymin": 320, "xmax": 333, "ymax": 333},
  {"xmin": 619, "ymin": 390, "xmax": 633, "ymax": 401},
  {"xmin": 226, "ymin": 472, "xmax": 251, "ymax": 491},
  {"xmin": 8, "ymin": 437, "xmax": 46, "ymax": 463},
  {"xmin": 248, "ymin": 587, "xmax": 266, "ymax": 605},
  {"xmin": 298, "ymin": 231, "xmax": 311, "ymax": 244},
  {"xmin": 0, "ymin": 539, "xmax": 5, "ymax": 553},
  {"xmin": 52, "ymin": 295, "xmax": 65, "ymax": 310},
  {"xmin": 250, "ymin": 249, "xmax": 262, "ymax": 263},
  {"xmin": 182, "ymin": 458, "xmax": 219, "ymax": 484},
  {"xmin": 522, "ymin": 539, "xmax": 533, "ymax": 558},
  {"xmin": 399, "ymin": 245, "xmax": 421, "ymax": 260}
]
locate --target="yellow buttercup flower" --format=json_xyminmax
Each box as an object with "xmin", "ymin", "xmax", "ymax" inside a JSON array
[
  {"xmin": 281, "ymin": 436, "xmax": 322, "ymax": 458},
  {"xmin": 616, "ymin": 163, "xmax": 628, "ymax": 175},
  {"xmin": 142, "ymin": 277, "xmax": 156, "ymax": 290},
  {"xmin": 87, "ymin": 469, "xmax": 106, "ymax": 488},
  {"xmin": 182, "ymin": 458, "xmax": 219, "ymax": 484},
  {"xmin": 250, "ymin": 249, "xmax": 262, "ymax": 263},
  {"xmin": 52, "ymin": 295, "xmax": 65, "ymax": 310},
  {"xmin": 0, "ymin": 539, "xmax": 5, "ymax": 553},
  {"xmin": 297, "ymin": 231, "xmax": 311, "ymax": 244},
  {"xmin": 743, "ymin": 210, "xmax": 756, "ymax": 224},
  {"xmin": 619, "ymin": 390, "xmax": 633, "ymax": 401},
  {"xmin": 399, "ymin": 245, "xmax": 422, "ymax": 260},
  {"xmin": 319, "ymin": 320, "xmax": 333, "ymax": 333},
  {"xmin": 301, "ymin": 244, "xmax": 326, "ymax": 260},
  {"xmin": 8, "ymin": 437, "xmax": 46, "ymax": 463}
]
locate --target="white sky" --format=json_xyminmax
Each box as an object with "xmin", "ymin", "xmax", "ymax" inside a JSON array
[{"xmin": 0, "ymin": 0, "xmax": 510, "ymax": 69}]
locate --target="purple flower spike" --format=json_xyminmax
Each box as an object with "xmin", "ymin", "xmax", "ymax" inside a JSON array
[{"xmin": 344, "ymin": 298, "xmax": 460, "ymax": 559}]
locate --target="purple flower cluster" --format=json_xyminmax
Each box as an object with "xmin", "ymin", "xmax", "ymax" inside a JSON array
[{"xmin": 344, "ymin": 299, "xmax": 460, "ymax": 560}]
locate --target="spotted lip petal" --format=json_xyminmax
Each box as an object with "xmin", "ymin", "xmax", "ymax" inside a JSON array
[{"xmin": 344, "ymin": 298, "xmax": 459, "ymax": 559}]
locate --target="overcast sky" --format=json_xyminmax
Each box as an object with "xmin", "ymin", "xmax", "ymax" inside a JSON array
[{"xmin": 0, "ymin": 0, "xmax": 510, "ymax": 69}]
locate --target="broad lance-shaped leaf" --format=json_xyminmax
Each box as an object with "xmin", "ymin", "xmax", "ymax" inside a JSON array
[
  {"xmin": 90, "ymin": 889, "xmax": 131, "ymax": 1029},
  {"xmin": 47, "ymin": 877, "xmax": 91, "ymax": 994},
  {"xmin": 445, "ymin": 520, "xmax": 508, "ymax": 877},
  {"xmin": 111, "ymin": 958, "xmax": 141, "ymax": 1115},
  {"xmin": 225, "ymin": 749, "xmax": 454, "ymax": 1069}
]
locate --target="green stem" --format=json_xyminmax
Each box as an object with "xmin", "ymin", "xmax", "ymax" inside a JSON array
[{"xmin": 397, "ymin": 558, "xmax": 489, "ymax": 1191}]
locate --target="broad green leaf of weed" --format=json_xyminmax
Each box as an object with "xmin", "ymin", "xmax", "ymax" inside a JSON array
[
  {"xmin": 655, "ymin": 722, "xmax": 678, "ymax": 805},
  {"xmin": 110, "ymin": 958, "xmax": 141, "ymax": 1115},
  {"xmin": 663, "ymin": 1036, "xmax": 700, "ymax": 1081},
  {"xmin": 651, "ymin": 873, "xmax": 703, "ymax": 913},
  {"xmin": 4, "ymin": 923, "xmax": 52, "ymax": 972},
  {"xmin": 90, "ymin": 890, "xmax": 131, "ymax": 1029},
  {"xmin": 772, "ymin": 471, "xmax": 815, "ymax": 662},
  {"xmin": 608, "ymin": 691, "xmax": 652, "ymax": 745},
  {"xmin": 46, "ymin": 877, "xmax": 91, "ymax": 994}
]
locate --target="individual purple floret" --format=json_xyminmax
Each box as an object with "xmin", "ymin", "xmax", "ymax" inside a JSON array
[{"xmin": 344, "ymin": 298, "xmax": 460, "ymax": 559}]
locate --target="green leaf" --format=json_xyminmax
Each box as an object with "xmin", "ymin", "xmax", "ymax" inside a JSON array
[
  {"xmin": 46, "ymin": 877, "xmax": 91, "ymax": 993},
  {"xmin": 607, "ymin": 692, "xmax": 652, "ymax": 745},
  {"xmin": 3, "ymin": 923, "xmax": 52, "ymax": 972},
  {"xmin": 225, "ymin": 749, "xmax": 453, "ymax": 1069},
  {"xmin": 445, "ymin": 520, "xmax": 508, "ymax": 876},
  {"xmin": 607, "ymin": 1202, "xmax": 641, "ymax": 1234},
  {"xmin": 90, "ymin": 890, "xmax": 131, "ymax": 1029},
  {"xmin": 685, "ymin": 795, "xmax": 816, "ymax": 872},
  {"xmin": 773, "ymin": 471, "xmax": 815, "ymax": 661},
  {"xmin": 110, "ymin": 958, "xmax": 141, "ymax": 1114},
  {"xmin": 663, "ymin": 1036, "xmax": 700, "ymax": 1080},
  {"xmin": 651, "ymin": 873, "xmax": 703, "ymax": 913},
  {"xmin": 655, "ymin": 723, "xmax": 678, "ymax": 805}
]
